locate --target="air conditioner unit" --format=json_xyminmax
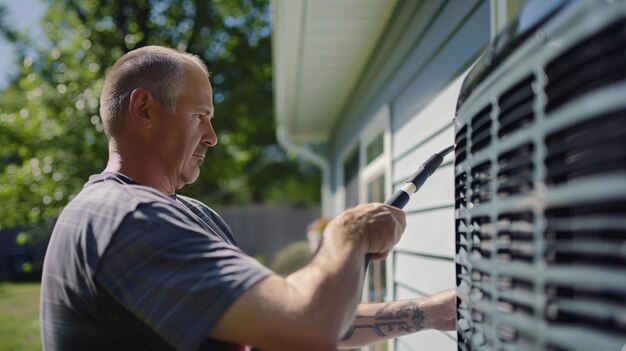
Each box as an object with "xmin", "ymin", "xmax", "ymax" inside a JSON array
[{"xmin": 454, "ymin": 1, "xmax": 626, "ymax": 350}]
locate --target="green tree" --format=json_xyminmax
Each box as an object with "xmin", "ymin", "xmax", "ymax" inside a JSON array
[{"xmin": 0, "ymin": 0, "xmax": 320, "ymax": 238}]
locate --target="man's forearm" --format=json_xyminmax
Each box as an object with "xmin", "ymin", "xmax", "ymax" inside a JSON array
[
  {"xmin": 283, "ymin": 231, "xmax": 367, "ymax": 346},
  {"xmin": 337, "ymin": 289, "xmax": 456, "ymax": 349},
  {"xmin": 213, "ymin": 204, "xmax": 403, "ymax": 351},
  {"xmin": 337, "ymin": 300, "xmax": 425, "ymax": 348}
]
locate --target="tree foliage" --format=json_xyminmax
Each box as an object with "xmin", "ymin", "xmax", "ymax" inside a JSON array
[
  {"xmin": 269, "ymin": 241, "xmax": 312, "ymax": 276},
  {"xmin": 0, "ymin": 0, "xmax": 320, "ymax": 236}
]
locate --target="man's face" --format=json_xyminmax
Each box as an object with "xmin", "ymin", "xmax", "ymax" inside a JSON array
[{"xmin": 157, "ymin": 63, "xmax": 217, "ymax": 190}]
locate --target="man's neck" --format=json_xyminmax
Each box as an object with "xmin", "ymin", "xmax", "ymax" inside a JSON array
[{"xmin": 105, "ymin": 149, "xmax": 177, "ymax": 195}]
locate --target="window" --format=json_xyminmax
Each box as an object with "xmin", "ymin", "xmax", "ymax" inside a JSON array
[
  {"xmin": 338, "ymin": 106, "xmax": 391, "ymax": 308},
  {"xmin": 366, "ymin": 173, "xmax": 387, "ymax": 303},
  {"xmin": 366, "ymin": 133, "xmax": 384, "ymax": 164},
  {"xmin": 344, "ymin": 149, "xmax": 360, "ymax": 209},
  {"xmin": 363, "ymin": 133, "xmax": 387, "ymax": 304}
]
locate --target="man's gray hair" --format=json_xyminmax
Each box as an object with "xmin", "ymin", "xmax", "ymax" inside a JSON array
[{"xmin": 99, "ymin": 46, "xmax": 208, "ymax": 138}]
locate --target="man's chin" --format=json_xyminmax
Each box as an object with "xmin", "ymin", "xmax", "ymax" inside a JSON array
[{"xmin": 178, "ymin": 171, "xmax": 201, "ymax": 189}]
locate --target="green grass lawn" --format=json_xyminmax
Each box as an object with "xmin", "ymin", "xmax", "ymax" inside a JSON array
[{"xmin": 0, "ymin": 282, "xmax": 41, "ymax": 351}]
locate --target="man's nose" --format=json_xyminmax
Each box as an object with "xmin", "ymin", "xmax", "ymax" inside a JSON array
[{"xmin": 203, "ymin": 119, "xmax": 218, "ymax": 147}]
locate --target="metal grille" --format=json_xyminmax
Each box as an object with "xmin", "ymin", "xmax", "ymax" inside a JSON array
[
  {"xmin": 497, "ymin": 144, "xmax": 534, "ymax": 198},
  {"xmin": 545, "ymin": 110, "xmax": 626, "ymax": 185},
  {"xmin": 454, "ymin": 2, "xmax": 626, "ymax": 350},
  {"xmin": 498, "ymin": 76, "xmax": 534, "ymax": 138},
  {"xmin": 470, "ymin": 105, "xmax": 492, "ymax": 154},
  {"xmin": 544, "ymin": 19, "xmax": 626, "ymax": 113}
]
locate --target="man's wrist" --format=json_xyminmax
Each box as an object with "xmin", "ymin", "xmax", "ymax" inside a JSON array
[{"xmin": 418, "ymin": 289, "xmax": 457, "ymax": 331}]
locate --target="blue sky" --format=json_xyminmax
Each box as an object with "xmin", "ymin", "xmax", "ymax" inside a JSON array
[{"xmin": 0, "ymin": 0, "xmax": 46, "ymax": 88}]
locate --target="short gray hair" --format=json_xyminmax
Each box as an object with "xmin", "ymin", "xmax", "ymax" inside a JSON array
[{"xmin": 99, "ymin": 46, "xmax": 208, "ymax": 138}]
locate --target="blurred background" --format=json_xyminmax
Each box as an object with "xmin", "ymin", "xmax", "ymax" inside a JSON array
[{"xmin": 0, "ymin": 0, "xmax": 322, "ymax": 349}]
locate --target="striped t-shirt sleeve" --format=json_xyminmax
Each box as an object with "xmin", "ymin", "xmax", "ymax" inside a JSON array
[{"xmin": 95, "ymin": 201, "xmax": 272, "ymax": 351}]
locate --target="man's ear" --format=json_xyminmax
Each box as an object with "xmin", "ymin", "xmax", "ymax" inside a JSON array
[{"xmin": 128, "ymin": 88, "xmax": 154, "ymax": 130}]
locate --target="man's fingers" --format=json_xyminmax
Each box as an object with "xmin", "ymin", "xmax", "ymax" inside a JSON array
[
  {"xmin": 369, "ymin": 251, "xmax": 389, "ymax": 261},
  {"xmin": 326, "ymin": 202, "xmax": 407, "ymax": 257},
  {"xmin": 383, "ymin": 204, "xmax": 407, "ymax": 230},
  {"xmin": 371, "ymin": 204, "xmax": 405, "ymax": 254}
]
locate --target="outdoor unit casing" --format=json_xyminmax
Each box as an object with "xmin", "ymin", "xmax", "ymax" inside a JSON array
[{"xmin": 454, "ymin": 1, "xmax": 626, "ymax": 350}]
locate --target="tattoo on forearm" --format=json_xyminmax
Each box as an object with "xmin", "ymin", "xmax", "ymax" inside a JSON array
[{"xmin": 341, "ymin": 301, "xmax": 425, "ymax": 341}]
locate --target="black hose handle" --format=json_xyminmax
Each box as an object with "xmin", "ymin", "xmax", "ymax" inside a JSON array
[{"xmin": 364, "ymin": 145, "xmax": 455, "ymax": 269}]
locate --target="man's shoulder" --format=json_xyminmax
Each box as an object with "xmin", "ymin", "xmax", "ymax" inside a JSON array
[
  {"xmin": 175, "ymin": 195, "xmax": 236, "ymax": 243},
  {"xmin": 63, "ymin": 173, "xmax": 175, "ymax": 221},
  {"xmin": 176, "ymin": 194, "xmax": 210, "ymax": 212},
  {"xmin": 84, "ymin": 180, "xmax": 171, "ymax": 206},
  {"xmin": 176, "ymin": 195, "xmax": 224, "ymax": 224}
]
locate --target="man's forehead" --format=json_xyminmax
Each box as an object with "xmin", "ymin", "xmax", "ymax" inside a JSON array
[
  {"xmin": 183, "ymin": 61, "xmax": 210, "ymax": 78},
  {"xmin": 180, "ymin": 64, "xmax": 213, "ymax": 104}
]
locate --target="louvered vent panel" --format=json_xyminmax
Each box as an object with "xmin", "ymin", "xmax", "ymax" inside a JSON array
[
  {"xmin": 545, "ymin": 110, "xmax": 626, "ymax": 185},
  {"xmin": 470, "ymin": 106, "xmax": 492, "ymax": 153},
  {"xmin": 498, "ymin": 76, "xmax": 534, "ymax": 137},
  {"xmin": 471, "ymin": 216, "xmax": 492, "ymax": 260},
  {"xmin": 497, "ymin": 144, "xmax": 534, "ymax": 198},
  {"xmin": 470, "ymin": 162, "xmax": 491, "ymax": 205},
  {"xmin": 455, "ymin": 172, "xmax": 467, "ymax": 209},
  {"xmin": 546, "ymin": 282, "xmax": 626, "ymax": 334},
  {"xmin": 454, "ymin": 2, "xmax": 626, "ymax": 350},
  {"xmin": 545, "ymin": 201, "xmax": 626, "ymax": 269},
  {"xmin": 545, "ymin": 19, "xmax": 626, "ymax": 113},
  {"xmin": 455, "ymin": 125, "xmax": 468, "ymax": 165},
  {"xmin": 496, "ymin": 212, "xmax": 534, "ymax": 263}
]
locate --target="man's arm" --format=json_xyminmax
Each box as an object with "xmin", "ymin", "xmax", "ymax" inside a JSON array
[
  {"xmin": 338, "ymin": 289, "xmax": 457, "ymax": 349},
  {"xmin": 208, "ymin": 203, "xmax": 406, "ymax": 351}
]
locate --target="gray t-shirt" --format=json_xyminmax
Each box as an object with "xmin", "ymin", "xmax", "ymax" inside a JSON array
[{"xmin": 40, "ymin": 172, "xmax": 272, "ymax": 351}]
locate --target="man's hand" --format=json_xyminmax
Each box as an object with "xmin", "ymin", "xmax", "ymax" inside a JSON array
[{"xmin": 324, "ymin": 203, "xmax": 406, "ymax": 260}]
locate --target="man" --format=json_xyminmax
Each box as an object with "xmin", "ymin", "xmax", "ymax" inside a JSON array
[{"xmin": 40, "ymin": 46, "xmax": 456, "ymax": 351}]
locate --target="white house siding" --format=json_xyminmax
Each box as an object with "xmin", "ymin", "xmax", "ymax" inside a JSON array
[
  {"xmin": 390, "ymin": 75, "xmax": 465, "ymax": 351},
  {"xmin": 385, "ymin": 1, "xmax": 491, "ymax": 349},
  {"xmin": 395, "ymin": 331, "xmax": 456, "ymax": 351},
  {"xmin": 329, "ymin": 1, "xmax": 490, "ymax": 350},
  {"xmin": 390, "ymin": 1, "xmax": 490, "ymax": 129}
]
